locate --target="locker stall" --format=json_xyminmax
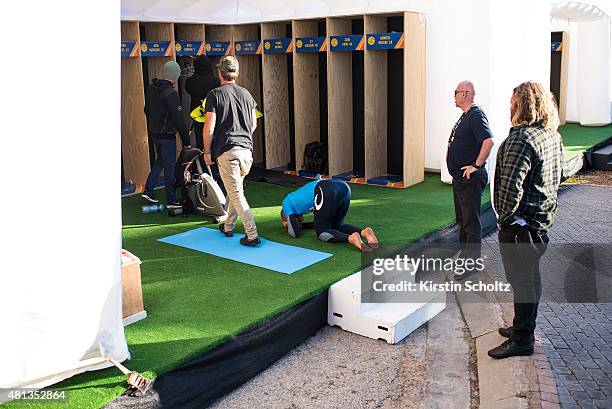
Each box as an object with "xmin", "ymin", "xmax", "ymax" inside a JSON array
[
  {"xmin": 121, "ymin": 11, "xmax": 426, "ymax": 188},
  {"xmin": 364, "ymin": 14, "xmax": 405, "ymax": 185},
  {"xmin": 261, "ymin": 22, "xmax": 293, "ymax": 170},
  {"xmin": 205, "ymin": 25, "xmax": 233, "ymax": 67},
  {"xmin": 292, "ymin": 19, "xmax": 328, "ymax": 174},
  {"xmin": 139, "ymin": 22, "xmax": 179, "ymax": 160},
  {"xmin": 174, "ymin": 23, "xmax": 206, "ymax": 145},
  {"xmin": 550, "ymin": 31, "xmax": 569, "ymax": 125},
  {"xmin": 232, "ymin": 24, "xmax": 265, "ymax": 165},
  {"xmin": 140, "ymin": 22, "xmax": 176, "ymax": 80},
  {"xmin": 403, "ymin": 11, "xmax": 426, "ymax": 187},
  {"xmin": 121, "ymin": 21, "xmax": 149, "ymax": 192},
  {"xmin": 327, "ymin": 16, "xmax": 365, "ymax": 180}
]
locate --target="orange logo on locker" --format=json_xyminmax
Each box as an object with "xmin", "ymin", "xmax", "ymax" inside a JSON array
[
  {"xmin": 141, "ymin": 43, "xmax": 148, "ymax": 53},
  {"xmin": 205, "ymin": 43, "xmax": 212, "ymax": 52},
  {"xmin": 331, "ymin": 38, "xmax": 338, "ymax": 47},
  {"xmin": 235, "ymin": 43, "xmax": 242, "ymax": 52},
  {"xmin": 175, "ymin": 43, "xmax": 182, "ymax": 52},
  {"xmin": 264, "ymin": 41, "xmax": 271, "ymax": 50},
  {"xmin": 367, "ymin": 36, "xmax": 375, "ymax": 46},
  {"xmin": 296, "ymin": 40, "xmax": 303, "ymax": 48}
]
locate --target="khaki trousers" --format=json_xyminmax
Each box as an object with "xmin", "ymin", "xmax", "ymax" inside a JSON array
[{"xmin": 217, "ymin": 147, "xmax": 258, "ymax": 238}]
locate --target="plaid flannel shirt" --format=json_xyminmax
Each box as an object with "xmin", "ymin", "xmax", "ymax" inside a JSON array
[{"xmin": 494, "ymin": 124, "xmax": 564, "ymax": 233}]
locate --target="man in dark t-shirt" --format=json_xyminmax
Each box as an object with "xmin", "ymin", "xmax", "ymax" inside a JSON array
[
  {"xmin": 446, "ymin": 81, "xmax": 494, "ymax": 279},
  {"xmin": 203, "ymin": 56, "xmax": 261, "ymax": 246},
  {"xmin": 185, "ymin": 56, "xmax": 220, "ymax": 150}
]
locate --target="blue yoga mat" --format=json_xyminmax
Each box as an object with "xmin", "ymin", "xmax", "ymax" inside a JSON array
[{"xmin": 158, "ymin": 227, "xmax": 333, "ymax": 274}]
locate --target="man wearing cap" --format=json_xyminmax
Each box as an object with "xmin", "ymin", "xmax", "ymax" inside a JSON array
[
  {"xmin": 142, "ymin": 61, "xmax": 191, "ymax": 208},
  {"xmin": 203, "ymin": 56, "xmax": 261, "ymax": 246}
]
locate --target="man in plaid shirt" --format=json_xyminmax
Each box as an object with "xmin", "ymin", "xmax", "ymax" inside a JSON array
[{"xmin": 489, "ymin": 81, "xmax": 564, "ymax": 359}]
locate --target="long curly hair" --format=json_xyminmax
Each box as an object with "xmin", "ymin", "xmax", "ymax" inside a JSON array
[{"xmin": 511, "ymin": 81, "xmax": 560, "ymax": 131}]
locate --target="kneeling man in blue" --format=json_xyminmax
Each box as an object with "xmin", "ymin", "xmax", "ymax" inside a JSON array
[{"xmin": 281, "ymin": 178, "xmax": 379, "ymax": 252}]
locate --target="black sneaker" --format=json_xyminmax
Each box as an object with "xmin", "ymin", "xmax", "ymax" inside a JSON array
[
  {"xmin": 487, "ymin": 339, "xmax": 534, "ymax": 359},
  {"xmin": 167, "ymin": 202, "xmax": 181, "ymax": 210},
  {"xmin": 219, "ymin": 224, "xmax": 233, "ymax": 237},
  {"xmin": 142, "ymin": 192, "xmax": 159, "ymax": 203},
  {"xmin": 240, "ymin": 235, "xmax": 261, "ymax": 247},
  {"xmin": 498, "ymin": 326, "xmax": 513, "ymax": 338}
]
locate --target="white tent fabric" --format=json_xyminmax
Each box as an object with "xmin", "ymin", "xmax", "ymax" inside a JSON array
[
  {"xmin": 577, "ymin": 18, "xmax": 611, "ymax": 126},
  {"xmin": 1, "ymin": 2, "xmax": 128, "ymax": 400}
]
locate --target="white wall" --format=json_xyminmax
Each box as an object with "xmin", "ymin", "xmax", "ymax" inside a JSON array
[
  {"xmin": 0, "ymin": 0, "xmax": 128, "ymax": 393},
  {"xmin": 438, "ymin": 0, "xmax": 551, "ymax": 182}
]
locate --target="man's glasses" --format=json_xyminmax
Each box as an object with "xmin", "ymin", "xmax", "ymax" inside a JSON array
[{"xmin": 454, "ymin": 90, "xmax": 471, "ymax": 96}]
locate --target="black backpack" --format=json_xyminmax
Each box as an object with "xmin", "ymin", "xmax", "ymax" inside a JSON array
[{"xmin": 303, "ymin": 141, "xmax": 328, "ymax": 174}]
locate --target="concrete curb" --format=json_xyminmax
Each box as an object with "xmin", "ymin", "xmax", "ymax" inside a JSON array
[
  {"xmin": 446, "ymin": 206, "xmax": 561, "ymax": 408},
  {"xmin": 453, "ymin": 267, "xmax": 550, "ymax": 408}
]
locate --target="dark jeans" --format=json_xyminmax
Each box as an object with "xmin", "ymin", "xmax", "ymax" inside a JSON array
[
  {"xmin": 452, "ymin": 168, "xmax": 488, "ymax": 259},
  {"xmin": 499, "ymin": 224, "xmax": 549, "ymax": 345},
  {"xmin": 144, "ymin": 137, "xmax": 177, "ymax": 203},
  {"xmin": 193, "ymin": 121, "xmax": 204, "ymax": 151},
  {"xmin": 314, "ymin": 180, "xmax": 361, "ymax": 243}
]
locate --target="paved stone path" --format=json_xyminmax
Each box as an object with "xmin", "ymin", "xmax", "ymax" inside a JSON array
[
  {"xmin": 210, "ymin": 295, "xmax": 473, "ymax": 409},
  {"xmin": 482, "ymin": 184, "xmax": 612, "ymax": 409}
]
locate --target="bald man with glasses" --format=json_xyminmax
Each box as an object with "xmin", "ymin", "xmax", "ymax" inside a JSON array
[{"xmin": 447, "ymin": 81, "xmax": 494, "ymax": 280}]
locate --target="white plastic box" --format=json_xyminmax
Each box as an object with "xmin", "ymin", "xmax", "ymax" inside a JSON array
[{"xmin": 328, "ymin": 270, "xmax": 446, "ymax": 344}]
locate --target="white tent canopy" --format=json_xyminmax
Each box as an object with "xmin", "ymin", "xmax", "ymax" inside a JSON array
[
  {"xmin": 1, "ymin": 1, "xmax": 128, "ymax": 400},
  {"xmin": 551, "ymin": 1, "xmax": 609, "ymax": 22}
]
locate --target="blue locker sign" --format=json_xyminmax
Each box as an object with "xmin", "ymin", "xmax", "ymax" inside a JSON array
[
  {"xmin": 551, "ymin": 41, "xmax": 562, "ymax": 52},
  {"xmin": 329, "ymin": 35, "xmax": 365, "ymax": 51},
  {"xmin": 235, "ymin": 40, "xmax": 261, "ymax": 55},
  {"xmin": 206, "ymin": 42, "xmax": 230, "ymax": 56},
  {"xmin": 141, "ymin": 41, "xmax": 172, "ymax": 57},
  {"xmin": 121, "ymin": 41, "xmax": 138, "ymax": 57},
  {"xmin": 263, "ymin": 38, "xmax": 293, "ymax": 54},
  {"xmin": 175, "ymin": 41, "xmax": 204, "ymax": 56},
  {"xmin": 295, "ymin": 36, "xmax": 327, "ymax": 53},
  {"xmin": 365, "ymin": 32, "xmax": 405, "ymax": 50}
]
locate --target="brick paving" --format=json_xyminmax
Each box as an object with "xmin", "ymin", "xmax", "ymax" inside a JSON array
[{"xmin": 482, "ymin": 184, "xmax": 612, "ymax": 409}]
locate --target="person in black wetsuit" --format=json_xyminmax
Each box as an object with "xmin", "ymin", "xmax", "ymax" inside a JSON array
[{"xmin": 281, "ymin": 178, "xmax": 379, "ymax": 252}]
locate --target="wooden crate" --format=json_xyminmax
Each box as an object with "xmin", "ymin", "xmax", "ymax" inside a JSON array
[{"xmin": 121, "ymin": 249, "xmax": 146, "ymax": 325}]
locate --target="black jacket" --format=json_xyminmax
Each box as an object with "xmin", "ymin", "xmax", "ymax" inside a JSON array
[
  {"xmin": 144, "ymin": 78, "xmax": 190, "ymax": 146},
  {"xmin": 185, "ymin": 73, "xmax": 220, "ymax": 112}
]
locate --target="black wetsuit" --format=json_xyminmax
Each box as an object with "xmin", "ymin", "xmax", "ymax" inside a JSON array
[
  {"xmin": 313, "ymin": 180, "xmax": 361, "ymax": 242},
  {"xmin": 283, "ymin": 179, "xmax": 361, "ymax": 242}
]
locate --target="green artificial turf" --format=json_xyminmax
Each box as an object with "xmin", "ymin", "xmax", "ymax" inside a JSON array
[{"xmin": 558, "ymin": 123, "xmax": 612, "ymax": 160}]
